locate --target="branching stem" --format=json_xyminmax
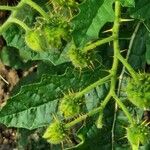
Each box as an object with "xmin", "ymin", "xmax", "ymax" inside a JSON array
[{"xmin": 8, "ymin": 18, "xmax": 30, "ymax": 31}]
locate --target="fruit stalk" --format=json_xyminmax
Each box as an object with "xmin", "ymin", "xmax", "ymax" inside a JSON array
[
  {"xmin": 65, "ymin": 92, "xmax": 112, "ymax": 128},
  {"xmin": 83, "ymin": 36, "xmax": 114, "ymax": 53},
  {"xmin": 75, "ymin": 74, "xmax": 112, "ymax": 98}
]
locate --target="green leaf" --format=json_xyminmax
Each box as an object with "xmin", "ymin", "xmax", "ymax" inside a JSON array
[
  {"xmin": 120, "ymin": 0, "xmax": 135, "ymax": 7},
  {"xmin": 0, "ymin": 67, "xmax": 106, "ymax": 129},
  {"xmin": 72, "ymin": 0, "xmax": 114, "ymax": 47},
  {"xmin": 0, "ymin": 46, "xmax": 25, "ymax": 69},
  {"xmin": 128, "ymin": 25, "xmax": 147, "ymax": 70},
  {"xmin": 129, "ymin": 0, "xmax": 150, "ymax": 19}
]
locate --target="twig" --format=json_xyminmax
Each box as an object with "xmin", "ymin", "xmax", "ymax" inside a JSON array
[{"xmin": 0, "ymin": 74, "xmax": 9, "ymax": 85}]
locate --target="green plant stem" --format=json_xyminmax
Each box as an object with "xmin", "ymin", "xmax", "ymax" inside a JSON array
[
  {"xmin": 110, "ymin": 1, "xmax": 121, "ymax": 149},
  {"xmin": 112, "ymin": 93, "xmax": 134, "ymax": 124},
  {"xmin": 25, "ymin": 0, "xmax": 49, "ymax": 20},
  {"xmin": 0, "ymin": 0, "xmax": 27, "ymax": 34},
  {"xmin": 8, "ymin": 18, "xmax": 30, "ymax": 31},
  {"xmin": 65, "ymin": 93, "xmax": 112, "ymax": 129},
  {"xmin": 110, "ymin": 0, "xmax": 121, "ymax": 93},
  {"xmin": 0, "ymin": 6, "xmax": 17, "ymax": 11},
  {"xmin": 117, "ymin": 53, "xmax": 139, "ymax": 82},
  {"xmin": 83, "ymin": 36, "xmax": 114, "ymax": 53},
  {"xmin": 111, "ymin": 22, "xmax": 141, "ymax": 150},
  {"xmin": 75, "ymin": 74, "xmax": 112, "ymax": 98}
]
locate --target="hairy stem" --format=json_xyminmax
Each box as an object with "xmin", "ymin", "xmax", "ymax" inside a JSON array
[
  {"xmin": 110, "ymin": 0, "xmax": 121, "ymax": 92},
  {"xmin": 8, "ymin": 18, "xmax": 30, "ymax": 31},
  {"xmin": 25, "ymin": 0, "xmax": 49, "ymax": 20},
  {"xmin": 83, "ymin": 36, "xmax": 114, "ymax": 53}
]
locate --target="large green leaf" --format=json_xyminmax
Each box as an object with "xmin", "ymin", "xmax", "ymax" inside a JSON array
[
  {"xmin": 0, "ymin": 67, "xmax": 107, "ymax": 129},
  {"xmin": 72, "ymin": 0, "xmax": 114, "ymax": 47}
]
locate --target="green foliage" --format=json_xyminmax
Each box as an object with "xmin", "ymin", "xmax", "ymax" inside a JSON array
[{"xmin": 1, "ymin": 0, "xmax": 150, "ymax": 149}]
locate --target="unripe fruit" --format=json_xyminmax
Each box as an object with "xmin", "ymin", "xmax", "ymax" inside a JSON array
[
  {"xmin": 25, "ymin": 30, "xmax": 46, "ymax": 52},
  {"xmin": 68, "ymin": 47, "xmax": 89, "ymax": 69},
  {"xmin": 43, "ymin": 120, "xmax": 66, "ymax": 144},
  {"xmin": 43, "ymin": 25, "xmax": 69, "ymax": 49},
  {"xmin": 127, "ymin": 123, "xmax": 150, "ymax": 148},
  {"xmin": 126, "ymin": 73, "xmax": 150, "ymax": 110},
  {"xmin": 59, "ymin": 93, "xmax": 83, "ymax": 118}
]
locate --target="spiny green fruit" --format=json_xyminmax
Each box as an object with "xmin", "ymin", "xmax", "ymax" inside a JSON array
[
  {"xmin": 126, "ymin": 73, "xmax": 150, "ymax": 110},
  {"xmin": 68, "ymin": 47, "xmax": 89, "ymax": 69},
  {"xmin": 43, "ymin": 120, "xmax": 66, "ymax": 144},
  {"xmin": 127, "ymin": 123, "xmax": 150, "ymax": 149},
  {"xmin": 59, "ymin": 93, "xmax": 83, "ymax": 118},
  {"xmin": 43, "ymin": 25, "xmax": 69, "ymax": 49},
  {"xmin": 25, "ymin": 30, "xmax": 46, "ymax": 52}
]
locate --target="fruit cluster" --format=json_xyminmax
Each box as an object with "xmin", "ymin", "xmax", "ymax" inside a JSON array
[{"xmin": 25, "ymin": 16, "xmax": 70, "ymax": 51}]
